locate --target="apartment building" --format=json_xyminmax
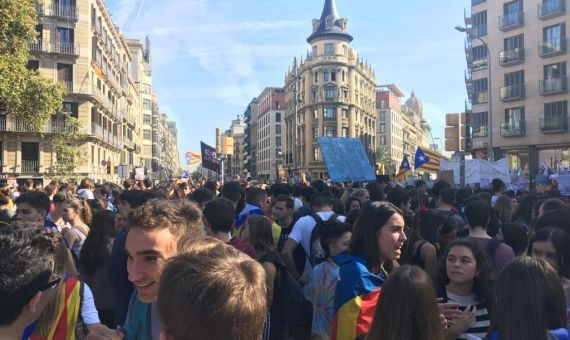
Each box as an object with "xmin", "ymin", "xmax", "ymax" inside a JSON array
[
  {"xmin": 284, "ymin": 0, "xmax": 377, "ymax": 180},
  {"xmin": 463, "ymin": 0, "xmax": 570, "ymax": 176},
  {"xmin": 376, "ymin": 85, "xmax": 431, "ymax": 174},
  {"xmin": 0, "ymin": 0, "xmax": 141, "ymax": 183},
  {"xmin": 243, "ymin": 99, "xmax": 259, "ymax": 179},
  {"xmin": 255, "ymin": 87, "xmax": 286, "ymax": 181}
]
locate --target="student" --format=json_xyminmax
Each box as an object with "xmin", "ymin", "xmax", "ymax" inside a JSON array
[
  {"xmin": 487, "ymin": 257, "xmax": 568, "ymax": 340},
  {"xmin": 123, "ymin": 199, "xmax": 204, "ymax": 339},
  {"xmin": 367, "ymin": 265, "xmax": 444, "ymax": 340},
  {"xmin": 464, "ymin": 199, "xmax": 514, "ymax": 272},
  {"xmin": 61, "ymin": 198, "xmax": 93, "ymax": 261},
  {"xmin": 173, "ymin": 182, "xmax": 190, "ymax": 200},
  {"xmin": 528, "ymin": 227, "xmax": 570, "ymax": 331},
  {"xmin": 77, "ymin": 178, "xmax": 95, "ymax": 200},
  {"xmin": 303, "ymin": 221, "xmax": 351, "ymax": 340},
  {"xmin": 491, "ymin": 178, "xmax": 505, "ymax": 208},
  {"xmin": 437, "ymin": 188, "xmax": 466, "ymax": 232},
  {"xmin": 241, "ymin": 215, "xmax": 288, "ymax": 340},
  {"xmin": 31, "ymin": 235, "xmax": 118, "ymax": 340},
  {"xmin": 500, "ymin": 223, "xmax": 529, "ymax": 257},
  {"xmin": 0, "ymin": 223, "xmax": 58, "ymax": 340},
  {"xmin": 15, "ymin": 191, "xmax": 58, "ymax": 233},
  {"xmin": 273, "ymin": 195, "xmax": 305, "ymax": 275},
  {"xmin": 495, "ymin": 196, "xmax": 514, "ymax": 224},
  {"xmin": 203, "ymin": 198, "xmax": 256, "ymax": 258},
  {"xmin": 79, "ymin": 210, "xmax": 117, "ymax": 328},
  {"xmin": 437, "ymin": 238, "xmax": 496, "ymax": 340},
  {"xmin": 235, "ymin": 187, "xmax": 270, "ymax": 231},
  {"xmin": 187, "ymin": 187, "xmax": 215, "ymax": 210},
  {"xmin": 332, "ymin": 202, "xmax": 407, "ymax": 340},
  {"xmin": 282, "ymin": 194, "xmax": 346, "ymax": 284},
  {"xmin": 354, "ymin": 189, "xmax": 370, "ymax": 206},
  {"xmin": 345, "ymin": 197, "xmax": 361, "ymax": 216},
  {"xmin": 157, "ymin": 238, "xmax": 267, "ymax": 340}
]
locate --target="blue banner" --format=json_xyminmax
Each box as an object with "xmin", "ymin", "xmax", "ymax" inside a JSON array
[{"xmin": 317, "ymin": 138, "xmax": 376, "ymax": 182}]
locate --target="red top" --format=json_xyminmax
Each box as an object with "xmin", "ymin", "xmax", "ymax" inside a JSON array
[{"xmin": 228, "ymin": 237, "xmax": 257, "ymax": 259}]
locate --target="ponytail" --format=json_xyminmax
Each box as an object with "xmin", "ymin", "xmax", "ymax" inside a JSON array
[{"xmin": 79, "ymin": 199, "xmax": 93, "ymax": 225}]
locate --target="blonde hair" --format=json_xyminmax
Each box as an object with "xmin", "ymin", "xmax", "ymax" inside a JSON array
[
  {"xmin": 496, "ymin": 195, "xmax": 514, "ymax": 223},
  {"xmin": 35, "ymin": 236, "xmax": 79, "ymax": 337},
  {"xmin": 65, "ymin": 198, "xmax": 93, "ymax": 225}
]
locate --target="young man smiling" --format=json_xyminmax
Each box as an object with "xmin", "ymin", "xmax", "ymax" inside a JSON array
[{"xmin": 123, "ymin": 198, "xmax": 204, "ymax": 339}]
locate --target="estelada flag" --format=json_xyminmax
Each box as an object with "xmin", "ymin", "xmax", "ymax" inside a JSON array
[
  {"xmin": 186, "ymin": 152, "xmax": 201, "ymax": 165},
  {"xmin": 396, "ymin": 155, "xmax": 411, "ymax": 181},
  {"xmin": 415, "ymin": 147, "xmax": 446, "ymax": 173},
  {"xmin": 331, "ymin": 253, "xmax": 385, "ymax": 340}
]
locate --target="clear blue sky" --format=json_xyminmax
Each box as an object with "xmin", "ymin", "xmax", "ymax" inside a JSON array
[{"xmin": 106, "ymin": 0, "xmax": 470, "ymax": 163}]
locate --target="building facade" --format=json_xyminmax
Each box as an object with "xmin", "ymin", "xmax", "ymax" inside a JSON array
[
  {"xmin": 376, "ymin": 85, "xmax": 431, "ymax": 174},
  {"xmin": 1, "ymin": 0, "xmax": 142, "ymax": 183},
  {"xmin": 463, "ymin": 0, "xmax": 570, "ymax": 177},
  {"xmin": 255, "ymin": 87, "xmax": 286, "ymax": 181},
  {"xmin": 284, "ymin": 0, "xmax": 377, "ymax": 180}
]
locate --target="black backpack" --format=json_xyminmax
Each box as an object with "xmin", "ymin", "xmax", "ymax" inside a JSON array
[{"xmin": 308, "ymin": 213, "xmax": 340, "ymax": 266}]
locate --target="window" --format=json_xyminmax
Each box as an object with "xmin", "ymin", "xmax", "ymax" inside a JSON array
[
  {"xmin": 504, "ymin": 34, "xmax": 524, "ymax": 52},
  {"xmin": 57, "ymin": 63, "xmax": 73, "ymax": 82},
  {"xmin": 313, "ymin": 148, "xmax": 320, "ymax": 161},
  {"xmin": 324, "ymin": 70, "xmax": 329, "ymax": 82},
  {"xmin": 342, "ymin": 127, "xmax": 349, "ymax": 137},
  {"xmin": 503, "ymin": 0, "xmax": 522, "ymax": 20},
  {"xmin": 380, "ymin": 123, "xmax": 386, "ymax": 133},
  {"xmin": 275, "ymin": 101, "xmax": 281, "ymax": 110},
  {"xmin": 505, "ymin": 107, "xmax": 525, "ymax": 123},
  {"xmin": 144, "ymin": 84, "xmax": 151, "ymax": 94},
  {"xmin": 324, "ymin": 108, "xmax": 337, "ymax": 118},
  {"xmin": 342, "ymin": 70, "xmax": 346, "ymax": 82},
  {"xmin": 343, "ymin": 90, "xmax": 348, "ymax": 99},
  {"xmin": 505, "ymin": 70, "xmax": 524, "ymax": 86},
  {"xmin": 27, "ymin": 60, "xmax": 39, "ymax": 70},
  {"xmin": 331, "ymin": 71, "xmax": 336, "ymax": 82},
  {"xmin": 545, "ymin": 101, "xmax": 568, "ymax": 117},
  {"xmin": 143, "ymin": 145, "xmax": 152, "ymax": 156},
  {"xmin": 313, "ymin": 127, "xmax": 319, "ymax": 138},
  {"xmin": 143, "ymin": 129, "xmax": 151, "ymax": 140},
  {"xmin": 472, "ymin": 11, "xmax": 487, "ymax": 37},
  {"xmin": 276, "ymin": 125, "xmax": 281, "ymax": 134},
  {"xmin": 342, "ymin": 109, "xmax": 348, "ymax": 119},
  {"xmin": 312, "ymin": 45, "xmax": 317, "ymax": 57},
  {"xmin": 473, "ymin": 78, "xmax": 488, "ymax": 92},
  {"xmin": 143, "ymin": 114, "xmax": 151, "ymax": 124},
  {"xmin": 543, "ymin": 23, "xmax": 566, "ymax": 47},
  {"xmin": 314, "ymin": 71, "xmax": 318, "ymax": 83},
  {"xmin": 325, "ymin": 43, "xmax": 335, "ymax": 56},
  {"xmin": 379, "ymin": 111, "xmax": 386, "ymax": 121},
  {"xmin": 472, "ymin": 45, "xmax": 488, "ymax": 70},
  {"xmin": 472, "ymin": 0, "xmax": 486, "ymax": 5},
  {"xmin": 276, "ymin": 137, "xmax": 282, "ymax": 147},
  {"xmin": 379, "ymin": 136, "xmax": 386, "ymax": 145},
  {"xmin": 275, "ymin": 112, "xmax": 281, "ymax": 122},
  {"xmin": 325, "ymin": 89, "xmax": 336, "ymax": 100},
  {"xmin": 313, "ymin": 109, "xmax": 318, "ymax": 120},
  {"xmin": 324, "ymin": 126, "xmax": 336, "ymax": 137},
  {"xmin": 62, "ymin": 102, "xmax": 78, "ymax": 118},
  {"xmin": 143, "ymin": 99, "xmax": 151, "ymax": 110},
  {"xmin": 471, "ymin": 112, "xmax": 488, "ymax": 136}
]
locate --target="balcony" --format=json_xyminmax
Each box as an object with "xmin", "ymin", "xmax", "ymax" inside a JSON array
[
  {"xmin": 0, "ymin": 116, "xmax": 76, "ymax": 133},
  {"xmin": 36, "ymin": 3, "xmax": 78, "ymax": 20},
  {"xmin": 54, "ymin": 42, "xmax": 79, "ymax": 56},
  {"xmin": 29, "ymin": 40, "xmax": 44, "ymax": 52},
  {"xmin": 471, "ymin": 91, "xmax": 489, "ymax": 104},
  {"xmin": 499, "ymin": 48, "xmax": 525, "ymax": 66},
  {"xmin": 500, "ymin": 120, "xmax": 526, "ymax": 136},
  {"xmin": 472, "ymin": 58, "xmax": 488, "ymax": 71},
  {"xmin": 58, "ymin": 80, "xmax": 74, "ymax": 94},
  {"xmin": 500, "ymin": 84, "xmax": 525, "ymax": 101},
  {"xmin": 471, "ymin": 125, "xmax": 489, "ymax": 138},
  {"xmin": 21, "ymin": 160, "xmax": 40, "ymax": 174},
  {"xmin": 499, "ymin": 12, "xmax": 524, "ymax": 31},
  {"xmin": 539, "ymin": 36, "xmax": 567, "ymax": 57},
  {"xmin": 539, "ymin": 77, "xmax": 568, "ymax": 95},
  {"xmin": 540, "ymin": 115, "xmax": 569, "ymax": 133},
  {"xmin": 471, "ymin": 24, "xmax": 487, "ymax": 38},
  {"xmin": 538, "ymin": 0, "xmax": 566, "ymax": 19}
]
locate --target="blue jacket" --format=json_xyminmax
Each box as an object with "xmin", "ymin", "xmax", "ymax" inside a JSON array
[{"xmin": 235, "ymin": 204, "xmax": 264, "ymax": 230}]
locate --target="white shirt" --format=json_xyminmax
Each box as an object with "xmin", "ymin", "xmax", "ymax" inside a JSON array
[
  {"xmin": 82, "ymin": 283, "xmax": 101, "ymax": 325},
  {"xmin": 294, "ymin": 197, "xmax": 303, "ymax": 212},
  {"xmin": 289, "ymin": 211, "xmax": 346, "ymax": 278}
]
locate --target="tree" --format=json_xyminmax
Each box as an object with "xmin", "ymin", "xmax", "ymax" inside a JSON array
[
  {"xmin": 0, "ymin": 0, "xmax": 65, "ymax": 130},
  {"xmin": 46, "ymin": 113, "xmax": 88, "ymax": 182},
  {"xmin": 375, "ymin": 146, "xmax": 392, "ymax": 175}
]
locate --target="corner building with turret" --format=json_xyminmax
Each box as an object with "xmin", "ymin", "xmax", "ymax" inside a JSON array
[{"xmin": 284, "ymin": 0, "xmax": 377, "ymax": 180}]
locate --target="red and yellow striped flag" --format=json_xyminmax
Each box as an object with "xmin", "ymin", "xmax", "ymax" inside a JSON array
[{"xmin": 417, "ymin": 148, "xmax": 446, "ymax": 173}]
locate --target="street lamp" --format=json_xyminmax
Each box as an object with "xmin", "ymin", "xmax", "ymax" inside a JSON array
[{"xmin": 455, "ymin": 25, "xmax": 494, "ymax": 161}]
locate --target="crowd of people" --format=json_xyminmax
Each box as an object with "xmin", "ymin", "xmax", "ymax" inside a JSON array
[{"xmin": 0, "ymin": 176, "xmax": 569, "ymax": 340}]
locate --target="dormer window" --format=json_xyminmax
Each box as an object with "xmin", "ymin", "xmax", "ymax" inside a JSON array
[{"xmin": 326, "ymin": 18, "xmax": 333, "ymax": 28}]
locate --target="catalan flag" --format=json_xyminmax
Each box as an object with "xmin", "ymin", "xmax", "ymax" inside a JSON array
[
  {"xmin": 185, "ymin": 152, "xmax": 201, "ymax": 166},
  {"xmin": 396, "ymin": 155, "xmax": 411, "ymax": 181},
  {"xmin": 331, "ymin": 253, "xmax": 385, "ymax": 340},
  {"xmin": 415, "ymin": 147, "xmax": 446, "ymax": 173}
]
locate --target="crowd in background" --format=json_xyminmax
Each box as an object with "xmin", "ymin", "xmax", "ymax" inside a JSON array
[{"xmin": 0, "ymin": 175, "xmax": 569, "ymax": 340}]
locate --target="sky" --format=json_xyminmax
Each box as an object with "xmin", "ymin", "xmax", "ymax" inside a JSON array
[{"xmin": 105, "ymin": 0, "xmax": 470, "ymax": 164}]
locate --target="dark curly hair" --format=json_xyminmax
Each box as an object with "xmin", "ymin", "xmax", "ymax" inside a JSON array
[{"xmin": 438, "ymin": 238, "xmax": 496, "ymax": 307}]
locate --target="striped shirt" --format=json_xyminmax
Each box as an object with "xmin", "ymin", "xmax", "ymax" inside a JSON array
[{"xmin": 446, "ymin": 291, "xmax": 490, "ymax": 340}]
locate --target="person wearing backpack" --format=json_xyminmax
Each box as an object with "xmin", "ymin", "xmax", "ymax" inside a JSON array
[
  {"xmin": 464, "ymin": 199, "xmax": 515, "ymax": 272},
  {"xmin": 242, "ymin": 215, "xmax": 291, "ymax": 340},
  {"xmin": 281, "ymin": 194, "xmax": 346, "ymax": 284},
  {"xmin": 303, "ymin": 221, "xmax": 351, "ymax": 340}
]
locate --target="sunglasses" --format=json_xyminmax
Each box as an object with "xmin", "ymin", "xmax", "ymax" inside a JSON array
[{"xmin": 37, "ymin": 275, "xmax": 62, "ymax": 292}]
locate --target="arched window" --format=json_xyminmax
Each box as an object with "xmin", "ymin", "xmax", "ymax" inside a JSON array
[{"xmin": 324, "ymin": 70, "xmax": 329, "ymax": 82}]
